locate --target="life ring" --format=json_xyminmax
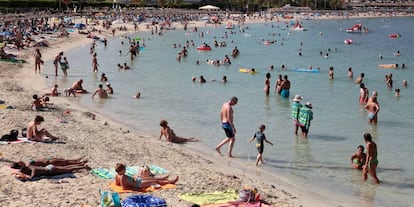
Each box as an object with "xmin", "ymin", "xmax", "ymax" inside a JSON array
[{"xmin": 122, "ymin": 195, "xmax": 167, "ymax": 207}]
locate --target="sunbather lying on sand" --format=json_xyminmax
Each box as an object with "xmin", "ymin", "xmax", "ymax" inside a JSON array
[
  {"xmin": 11, "ymin": 157, "xmax": 87, "ymax": 168},
  {"xmin": 115, "ymin": 163, "xmax": 178, "ymax": 190},
  {"xmin": 159, "ymin": 119, "xmax": 200, "ymax": 143},
  {"xmin": 10, "ymin": 161, "xmax": 90, "ymax": 180}
]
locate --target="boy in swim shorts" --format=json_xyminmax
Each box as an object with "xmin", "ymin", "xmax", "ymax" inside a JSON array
[{"xmin": 248, "ymin": 124, "xmax": 273, "ymax": 166}]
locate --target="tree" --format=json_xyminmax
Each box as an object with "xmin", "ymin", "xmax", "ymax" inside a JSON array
[{"xmin": 158, "ymin": 0, "xmax": 165, "ymax": 8}]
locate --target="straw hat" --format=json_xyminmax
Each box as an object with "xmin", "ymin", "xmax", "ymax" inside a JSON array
[{"xmin": 305, "ymin": 102, "xmax": 313, "ymax": 109}]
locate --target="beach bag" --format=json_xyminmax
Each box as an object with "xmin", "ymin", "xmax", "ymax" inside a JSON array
[
  {"xmin": 100, "ymin": 189, "xmax": 121, "ymax": 207},
  {"xmin": 239, "ymin": 189, "xmax": 255, "ymax": 202},
  {"xmin": 0, "ymin": 129, "xmax": 18, "ymax": 141},
  {"xmin": 122, "ymin": 195, "xmax": 167, "ymax": 207}
]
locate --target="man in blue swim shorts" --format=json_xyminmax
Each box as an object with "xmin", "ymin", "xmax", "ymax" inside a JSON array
[
  {"xmin": 280, "ymin": 75, "xmax": 290, "ymax": 98},
  {"xmin": 215, "ymin": 96, "xmax": 238, "ymax": 157}
]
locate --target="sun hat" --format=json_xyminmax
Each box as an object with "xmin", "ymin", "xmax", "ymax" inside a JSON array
[
  {"xmin": 293, "ymin": 95, "xmax": 303, "ymax": 102},
  {"xmin": 305, "ymin": 102, "xmax": 313, "ymax": 108},
  {"xmin": 106, "ymin": 82, "xmax": 111, "ymax": 86}
]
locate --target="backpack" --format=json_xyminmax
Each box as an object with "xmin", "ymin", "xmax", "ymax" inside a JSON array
[{"xmin": 0, "ymin": 129, "xmax": 18, "ymax": 141}]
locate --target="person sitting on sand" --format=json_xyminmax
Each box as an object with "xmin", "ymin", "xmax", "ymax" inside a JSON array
[
  {"xmin": 71, "ymin": 79, "xmax": 87, "ymax": 93},
  {"xmin": 27, "ymin": 115, "xmax": 59, "ymax": 142},
  {"xmin": 115, "ymin": 163, "xmax": 178, "ymax": 190},
  {"xmin": 11, "ymin": 161, "xmax": 89, "ymax": 180},
  {"xmin": 45, "ymin": 84, "xmax": 60, "ymax": 97},
  {"xmin": 350, "ymin": 145, "xmax": 366, "ymax": 169},
  {"xmin": 31, "ymin": 94, "xmax": 43, "ymax": 111},
  {"xmin": 159, "ymin": 119, "xmax": 199, "ymax": 143},
  {"xmin": 31, "ymin": 94, "xmax": 49, "ymax": 111}
]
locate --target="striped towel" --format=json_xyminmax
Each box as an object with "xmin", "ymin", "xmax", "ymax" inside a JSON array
[{"xmin": 91, "ymin": 165, "xmax": 168, "ymax": 179}]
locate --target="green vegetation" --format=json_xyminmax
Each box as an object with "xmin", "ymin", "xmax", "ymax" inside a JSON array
[{"xmin": 0, "ymin": 0, "xmax": 345, "ymax": 11}]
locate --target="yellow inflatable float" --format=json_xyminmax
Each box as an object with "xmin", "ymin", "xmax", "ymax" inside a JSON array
[{"xmin": 239, "ymin": 68, "xmax": 257, "ymax": 74}]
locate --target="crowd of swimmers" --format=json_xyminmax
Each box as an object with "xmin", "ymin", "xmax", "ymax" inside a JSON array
[{"xmin": 24, "ymin": 14, "xmax": 411, "ymax": 189}]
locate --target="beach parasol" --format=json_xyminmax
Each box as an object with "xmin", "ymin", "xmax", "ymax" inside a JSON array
[{"xmin": 198, "ymin": 5, "xmax": 220, "ymax": 10}]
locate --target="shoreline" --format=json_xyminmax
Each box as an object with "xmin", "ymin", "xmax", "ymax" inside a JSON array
[
  {"xmin": 0, "ymin": 17, "xmax": 310, "ymax": 207},
  {"xmin": 0, "ymin": 13, "xmax": 406, "ymax": 206}
]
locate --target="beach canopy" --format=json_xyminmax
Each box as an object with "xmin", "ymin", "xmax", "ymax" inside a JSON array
[
  {"xmin": 0, "ymin": 31, "xmax": 12, "ymax": 37},
  {"xmin": 74, "ymin": 23, "xmax": 86, "ymax": 29},
  {"xmin": 198, "ymin": 5, "xmax": 220, "ymax": 10}
]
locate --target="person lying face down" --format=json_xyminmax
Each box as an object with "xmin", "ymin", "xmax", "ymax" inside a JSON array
[{"xmin": 10, "ymin": 161, "xmax": 90, "ymax": 180}]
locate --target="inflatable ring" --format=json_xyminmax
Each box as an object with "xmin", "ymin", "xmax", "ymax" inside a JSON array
[{"xmin": 122, "ymin": 195, "xmax": 167, "ymax": 207}]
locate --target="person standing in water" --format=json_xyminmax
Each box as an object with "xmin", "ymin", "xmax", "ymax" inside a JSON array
[
  {"xmin": 362, "ymin": 133, "xmax": 380, "ymax": 184},
  {"xmin": 248, "ymin": 124, "xmax": 273, "ymax": 166},
  {"xmin": 215, "ymin": 96, "xmax": 238, "ymax": 157},
  {"xmin": 291, "ymin": 95, "xmax": 303, "ymax": 135},
  {"xmin": 92, "ymin": 53, "xmax": 99, "ymax": 73},
  {"xmin": 365, "ymin": 96, "xmax": 380, "ymax": 124},
  {"xmin": 298, "ymin": 102, "xmax": 313, "ymax": 138},
  {"xmin": 264, "ymin": 73, "xmax": 271, "ymax": 96},
  {"xmin": 53, "ymin": 52, "xmax": 63, "ymax": 76},
  {"xmin": 280, "ymin": 75, "xmax": 291, "ymax": 98}
]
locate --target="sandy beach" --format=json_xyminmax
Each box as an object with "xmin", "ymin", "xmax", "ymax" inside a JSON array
[
  {"xmin": 1, "ymin": 10, "xmax": 403, "ymax": 206},
  {"xmin": 0, "ymin": 15, "xmax": 316, "ymax": 207}
]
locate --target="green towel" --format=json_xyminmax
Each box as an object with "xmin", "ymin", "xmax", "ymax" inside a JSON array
[
  {"xmin": 178, "ymin": 189, "xmax": 239, "ymax": 205},
  {"xmin": 92, "ymin": 165, "xmax": 168, "ymax": 179}
]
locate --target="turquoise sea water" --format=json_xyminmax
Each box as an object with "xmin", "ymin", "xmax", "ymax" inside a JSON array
[{"xmin": 48, "ymin": 17, "xmax": 414, "ymax": 206}]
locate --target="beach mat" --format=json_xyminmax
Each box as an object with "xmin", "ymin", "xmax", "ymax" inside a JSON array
[
  {"xmin": 0, "ymin": 59, "xmax": 25, "ymax": 63},
  {"xmin": 0, "ymin": 138, "xmax": 34, "ymax": 145},
  {"xmin": 178, "ymin": 189, "xmax": 239, "ymax": 205},
  {"xmin": 91, "ymin": 165, "xmax": 168, "ymax": 179},
  {"xmin": 11, "ymin": 170, "xmax": 76, "ymax": 182},
  {"xmin": 108, "ymin": 182, "xmax": 175, "ymax": 193},
  {"xmin": 201, "ymin": 201, "xmax": 272, "ymax": 207}
]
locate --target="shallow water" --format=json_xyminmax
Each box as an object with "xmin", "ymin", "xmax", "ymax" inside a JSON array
[{"xmin": 48, "ymin": 17, "xmax": 414, "ymax": 206}]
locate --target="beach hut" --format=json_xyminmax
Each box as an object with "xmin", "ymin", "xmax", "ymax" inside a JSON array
[{"xmin": 198, "ymin": 5, "xmax": 220, "ymax": 10}]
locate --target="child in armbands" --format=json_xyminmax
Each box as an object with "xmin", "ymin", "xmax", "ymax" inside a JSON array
[{"xmin": 248, "ymin": 124, "xmax": 273, "ymax": 166}]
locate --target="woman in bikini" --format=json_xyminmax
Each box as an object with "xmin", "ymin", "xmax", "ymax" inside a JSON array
[
  {"xmin": 11, "ymin": 161, "xmax": 90, "ymax": 180},
  {"xmin": 159, "ymin": 119, "xmax": 200, "ymax": 143},
  {"xmin": 115, "ymin": 163, "xmax": 178, "ymax": 190},
  {"xmin": 33, "ymin": 48, "xmax": 43, "ymax": 74},
  {"xmin": 350, "ymin": 145, "xmax": 366, "ymax": 169},
  {"xmin": 11, "ymin": 157, "xmax": 87, "ymax": 169}
]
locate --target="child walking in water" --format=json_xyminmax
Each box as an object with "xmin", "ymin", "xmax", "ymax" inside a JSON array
[{"xmin": 248, "ymin": 124, "xmax": 273, "ymax": 166}]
